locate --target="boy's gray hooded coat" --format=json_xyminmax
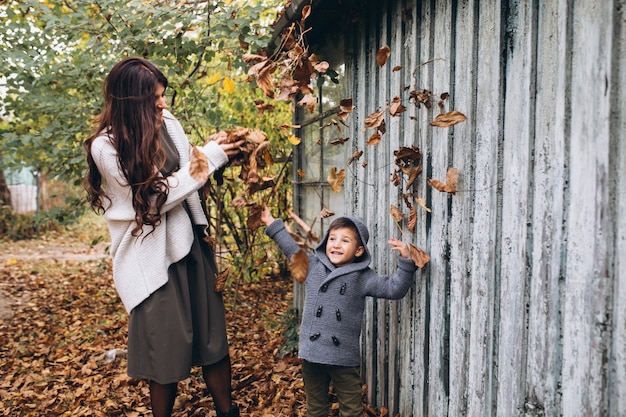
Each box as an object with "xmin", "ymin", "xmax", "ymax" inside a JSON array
[{"xmin": 266, "ymin": 216, "xmax": 418, "ymax": 367}]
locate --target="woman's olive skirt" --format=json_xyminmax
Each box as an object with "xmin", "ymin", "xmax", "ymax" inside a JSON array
[{"xmin": 126, "ymin": 226, "xmax": 229, "ymax": 384}]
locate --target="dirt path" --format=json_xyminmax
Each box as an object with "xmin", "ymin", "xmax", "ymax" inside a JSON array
[{"xmin": 0, "ymin": 237, "xmax": 109, "ymax": 320}]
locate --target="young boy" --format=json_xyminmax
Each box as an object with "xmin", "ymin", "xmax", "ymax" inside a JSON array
[{"xmin": 260, "ymin": 206, "xmax": 421, "ymax": 417}]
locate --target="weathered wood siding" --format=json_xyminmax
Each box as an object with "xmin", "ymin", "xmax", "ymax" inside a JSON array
[{"xmin": 330, "ymin": 0, "xmax": 625, "ymax": 415}]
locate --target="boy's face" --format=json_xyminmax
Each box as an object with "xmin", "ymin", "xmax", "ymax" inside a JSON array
[{"xmin": 326, "ymin": 226, "xmax": 365, "ymax": 267}]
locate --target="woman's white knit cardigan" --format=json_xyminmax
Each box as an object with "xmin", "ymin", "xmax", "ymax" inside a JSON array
[{"xmin": 90, "ymin": 110, "xmax": 228, "ymax": 313}]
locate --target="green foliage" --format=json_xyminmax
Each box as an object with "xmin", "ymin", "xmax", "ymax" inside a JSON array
[
  {"xmin": 0, "ymin": 196, "xmax": 87, "ymax": 240},
  {"xmin": 1, "ymin": 0, "xmax": 296, "ymax": 283},
  {"xmin": 0, "ymin": 0, "xmax": 286, "ymax": 181}
]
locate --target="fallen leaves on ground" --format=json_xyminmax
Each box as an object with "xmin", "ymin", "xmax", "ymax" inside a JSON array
[{"xmin": 0, "ymin": 226, "xmax": 397, "ymax": 416}]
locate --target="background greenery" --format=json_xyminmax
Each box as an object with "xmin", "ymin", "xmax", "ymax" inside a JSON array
[{"xmin": 0, "ymin": 0, "xmax": 295, "ymax": 281}]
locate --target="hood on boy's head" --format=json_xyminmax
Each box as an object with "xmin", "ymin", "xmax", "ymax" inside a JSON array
[{"xmin": 316, "ymin": 216, "xmax": 371, "ymax": 267}]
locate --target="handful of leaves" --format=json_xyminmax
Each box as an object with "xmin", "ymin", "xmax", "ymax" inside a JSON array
[{"xmin": 206, "ymin": 126, "xmax": 271, "ymax": 188}]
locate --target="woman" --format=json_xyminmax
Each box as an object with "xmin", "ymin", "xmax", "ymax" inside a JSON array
[{"xmin": 84, "ymin": 57, "xmax": 243, "ymax": 417}]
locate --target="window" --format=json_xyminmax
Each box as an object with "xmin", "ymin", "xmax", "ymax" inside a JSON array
[{"xmin": 293, "ymin": 64, "xmax": 348, "ymax": 239}]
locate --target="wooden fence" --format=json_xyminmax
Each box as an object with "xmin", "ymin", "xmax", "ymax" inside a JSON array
[{"xmin": 298, "ymin": 0, "xmax": 625, "ymax": 415}]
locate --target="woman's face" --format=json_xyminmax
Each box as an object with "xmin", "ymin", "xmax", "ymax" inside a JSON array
[{"xmin": 155, "ymin": 84, "xmax": 167, "ymax": 124}]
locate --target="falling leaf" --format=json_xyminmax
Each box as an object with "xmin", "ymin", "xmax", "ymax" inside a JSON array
[
  {"xmin": 415, "ymin": 197, "xmax": 432, "ymax": 212},
  {"xmin": 253, "ymin": 99, "xmax": 275, "ymax": 116},
  {"xmin": 297, "ymin": 94, "xmax": 318, "ymax": 113},
  {"xmin": 288, "ymin": 210, "xmax": 319, "ymax": 243},
  {"xmin": 409, "ymin": 243, "xmax": 430, "ymax": 268},
  {"xmin": 390, "ymin": 170, "xmax": 401, "ymax": 187},
  {"xmin": 314, "ymin": 61, "xmax": 329, "ymax": 73},
  {"xmin": 222, "ymin": 76, "xmax": 235, "ymax": 94},
  {"xmin": 428, "ymin": 167, "xmax": 458, "ymax": 194},
  {"xmin": 330, "ymin": 137, "xmax": 349, "ymax": 145},
  {"xmin": 407, "ymin": 205, "xmax": 417, "ymax": 233},
  {"xmin": 408, "ymin": 89, "xmax": 432, "ymax": 108},
  {"xmin": 405, "ymin": 166, "xmax": 422, "ymax": 189},
  {"xmin": 392, "ymin": 65, "xmax": 403, "ymax": 72},
  {"xmin": 389, "ymin": 96, "xmax": 407, "ymax": 117},
  {"xmin": 288, "ymin": 134, "xmax": 301, "ymax": 145},
  {"xmin": 297, "ymin": 169, "xmax": 305, "ymax": 178},
  {"xmin": 389, "ymin": 205, "xmax": 404, "ymax": 222},
  {"xmin": 376, "ymin": 45, "xmax": 391, "ymax": 67},
  {"xmin": 288, "ymin": 249, "xmax": 309, "ymax": 283},
  {"xmin": 347, "ymin": 150, "xmax": 363, "ymax": 165},
  {"xmin": 364, "ymin": 110, "xmax": 385, "ymax": 130},
  {"xmin": 367, "ymin": 132, "xmax": 382, "ymax": 145},
  {"xmin": 327, "ymin": 167, "xmax": 346, "ymax": 192},
  {"xmin": 301, "ymin": 4, "xmax": 311, "ymax": 21},
  {"xmin": 430, "ymin": 110, "xmax": 467, "ymax": 128},
  {"xmin": 361, "ymin": 161, "xmax": 368, "ymax": 168},
  {"xmin": 319, "ymin": 207, "xmax": 335, "ymax": 218}
]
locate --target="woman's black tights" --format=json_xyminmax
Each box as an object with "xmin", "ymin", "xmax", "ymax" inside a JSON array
[{"xmin": 149, "ymin": 355, "xmax": 233, "ymax": 417}]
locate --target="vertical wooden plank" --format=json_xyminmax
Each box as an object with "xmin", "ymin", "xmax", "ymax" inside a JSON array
[
  {"xmin": 427, "ymin": 0, "xmax": 453, "ymax": 415},
  {"xmin": 448, "ymin": 0, "xmax": 477, "ymax": 415},
  {"xmin": 360, "ymin": 0, "xmax": 379, "ymax": 405},
  {"xmin": 466, "ymin": 0, "xmax": 502, "ymax": 416},
  {"xmin": 414, "ymin": 0, "xmax": 436, "ymax": 414},
  {"xmin": 497, "ymin": 0, "xmax": 535, "ymax": 415},
  {"xmin": 399, "ymin": 1, "xmax": 429, "ymax": 415},
  {"xmin": 524, "ymin": 0, "xmax": 568, "ymax": 414},
  {"xmin": 562, "ymin": 1, "xmax": 614, "ymax": 415},
  {"xmin": 609, "ymin": 1, "xmax": 626, "ymax": 414},
  {"xmin": 373, "ymin": 0, "xmax": 391, "ymax": 407},
  {"xmin": 385, "ymin": 0, "xmax": 406, "ymax": 412}
]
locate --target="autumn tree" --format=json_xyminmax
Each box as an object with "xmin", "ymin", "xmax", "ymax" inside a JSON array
[{"xmin": 0, "ymin": 0, "xmax": 294, "ymax": 278}]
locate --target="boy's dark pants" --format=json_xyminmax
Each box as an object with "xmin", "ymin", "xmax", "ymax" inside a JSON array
[{"xmin": 301, "ymin": 359, "xmax": 363, "ymax": 417}]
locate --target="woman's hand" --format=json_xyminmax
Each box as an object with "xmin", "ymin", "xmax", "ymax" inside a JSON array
[
  {"xmin": 388, "ymin": 237, "xmax": 410, "ymax": 259},
  {"xmin": 215, "ymin": 137, "xmax": 245, "ymax": 160}
]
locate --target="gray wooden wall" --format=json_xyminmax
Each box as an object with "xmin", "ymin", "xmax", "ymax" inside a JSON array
[{"xmin": 332, "ymin": 0, "xmax": 626, "ymax": 415}]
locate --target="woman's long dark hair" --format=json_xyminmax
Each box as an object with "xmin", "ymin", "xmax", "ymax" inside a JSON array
[{"xmin": 84, "ymin": 57, "xmax": 169, "ymax": 236}]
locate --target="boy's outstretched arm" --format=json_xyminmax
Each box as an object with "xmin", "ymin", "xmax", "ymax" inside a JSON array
[
  {"xmin": 388, "ymin": 237, "xmax": 410, "ymax": 258},
  {"xmin": 260, "ymin": 204, "xmax": 275, "ymax": 227}
]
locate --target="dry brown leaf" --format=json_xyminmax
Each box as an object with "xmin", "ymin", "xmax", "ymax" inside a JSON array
[
  {"xmin": 319, "ymin": 207, "xmax": 335, "ymax": 218},
  {"xmin": 253, "ymin": 99, "xmax": 275, "ymax": 116},
  {"xmin": 392, "ymin": 65, "xmax": 402, "ymax": 72},
  {"xmin": 297, "ymin": 94, "xmax": 318, "ymax": 113},
  {"xmin": 347, "ymin": 150, "xmax": 363, "ymax": 165},
  {"xmin": 367, "ymin": 131, "xmax": 382, "ymax": 146},
  {"xmin": 327, "ymin": 167, "xmax": 346, "ymax": 193},
  {"xmin": 246, "ymin": 205, "xmax": 263, "ymax": 230},
  {"xmin": 364, "ymin": 110, "xmax": 385, "ymax": 129},
  {"xmin": 389, "ymin": 96, "xmax": 407, "ymax": 117},
  {"xmin": 297, "ymin": 169, "xmax": 305, "ymax": 178},
  {"xmin": 389, "ymin": 204, "xmax": 404, "ymax": 222},
  {"xmin": 390, "ymin": 170, "xmax": 401, "ymax": 187},
  {"xmin": 407, "ymin": 205, "xmax": 417, "ymax": 233},
  {"xmin": 214, "ymin": 267, "xmax": 229, "ymax": 293},
  {"xmin": 288, "ymin": 210, "xmax": 319, "ymax": 242},
  {"xmin": 405, "ymin": 166, "xmax": 422, "ymax": 189},
  {"xmin": 288, "ymin": 249, "xmax": 309, "ymax": 283},
  {"xmin": 376, "ymin": 45, "xmax": 391, "ymax": 67},
  {"xmin": 427, "ymin": 167, "xmax": 458, "ymax": 194},
  {"xmin": 430, "ymin": 110, "xmax": 467, "ymax": 128},
  {"xmin": 415, "ymin": 197, "xmax": 432, "ymax": 212},
  {"xmin": 409, "ymin": 243, "xmax": 430, "ymax": 268},
  {"xmin": 314, "ymin": 60, "xmax": 329, "ymax": 73},
  {"xmin": 189, "ymin": 146, "xmax": 209, "ymax": 182}
]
